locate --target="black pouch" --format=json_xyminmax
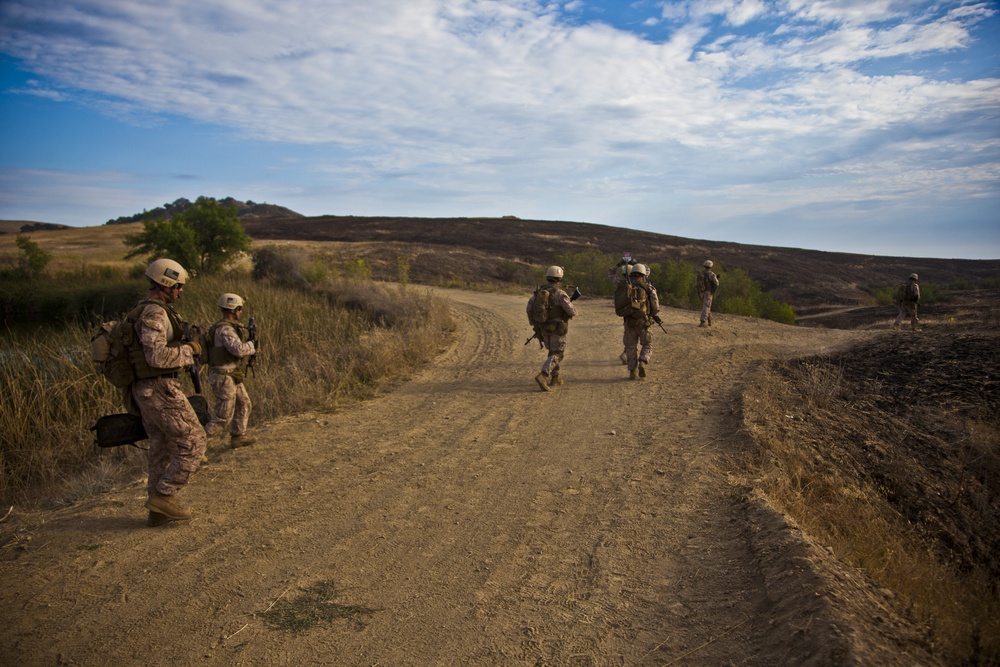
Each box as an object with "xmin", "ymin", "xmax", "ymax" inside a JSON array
[{"xmin": 91, "ymin": 395, "xmax": 211, "ymax": 447}]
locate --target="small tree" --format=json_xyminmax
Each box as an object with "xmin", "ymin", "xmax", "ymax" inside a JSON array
[
  {"xmin": 123, "ymin": 197, "xmax": 252, "ymax": 274},
  {"xmin": 15, "ymin": 235, "xmax": 52, "ymax": 279}
]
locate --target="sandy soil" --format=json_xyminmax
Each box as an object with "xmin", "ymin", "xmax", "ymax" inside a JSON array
[{"xmin": 0, "ymin": 290, "xmax": 938, "ymax": 665}]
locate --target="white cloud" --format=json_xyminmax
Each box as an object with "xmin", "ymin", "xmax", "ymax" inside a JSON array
[{"xmin": 0, "ymin": 0, "xmax": 996, "ymax": 256}]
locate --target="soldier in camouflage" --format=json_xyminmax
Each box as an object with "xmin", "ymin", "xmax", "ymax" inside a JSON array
[
  {"xmin": 697, "ymin": 260, "xmax": 720, "ymax": 327},
  {"xmin": 611, "ymin": 260, "xmax": 661, "ymax": 380},
  {"xmin": 527, "ymin": 266, "xmax": 578, "ymax": 391},
  {"xmin": 206, "ymin": 293, "xmax": 257, "ymax": 448},
  {"xmin": 894, "ymin": 273, "xmax": 921, "ymax": 331},
  {"xmin": 132, "ymin": 259, "xmax": 207, "ymax": 526}
]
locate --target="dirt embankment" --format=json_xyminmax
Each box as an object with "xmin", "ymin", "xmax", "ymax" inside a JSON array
[{"xmin": 1, "ymin": 290, "xmax": 940, "ymax": 665}]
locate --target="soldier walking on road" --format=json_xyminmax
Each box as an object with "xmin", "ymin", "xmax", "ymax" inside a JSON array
[
  {"xmin": 697, "ymin": 260, "xmax": 720, "ymax": 327},
  {"xmin": 894, "ymin": 273, "xmax": 921, "ymax": 331},
  {"xmin": 527, "ymin": 266, "xmax": 578, "ymax": 391},
  {"xmin": 612, "ymin": 260, "xmax": 661, "ymax": 380},
  {"xmin": 205, "ymin": 293, "xmax": 258, "ymax": 449},
  {"xmin": 131, "ymin": 259, "xmax": 207, "ymax": 526}
]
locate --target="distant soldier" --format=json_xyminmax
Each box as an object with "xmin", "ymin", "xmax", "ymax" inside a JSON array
[
  {"xmin": 696, "ymin": 260, "xmax": 720, "ymax": 327},
  {"xmin": 527, "ymin": 266, "xmax": 578, "ymax": 391},
  {"xmin": 132, "ymin": 258, "xmax": 207, "ymax": 526},
  {"xmin": 612, "ymin": 261, "xmax": 661, "ymax": 380},
  {"xmin": 893, "ymin": 273, "xmax": 921, "ymax": 331},
  {"xmin": 205, "ymin": 293, "xmax": 258, "ymax": 448}
]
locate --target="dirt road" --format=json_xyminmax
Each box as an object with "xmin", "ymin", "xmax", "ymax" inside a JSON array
[{"xmin": 3, "ymin": 290, "xmax": 907, "ymax": 665}]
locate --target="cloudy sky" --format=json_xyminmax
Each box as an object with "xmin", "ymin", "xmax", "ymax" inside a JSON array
[{"xmin": 1, "ymin": 0, "xmax": 998, "ymax": 259}]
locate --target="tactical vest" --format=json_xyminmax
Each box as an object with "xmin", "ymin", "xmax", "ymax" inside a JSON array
[
  {"xmin": 126, "ymin": 299, "xmax": 187, "ymax": 380},
  {"xmin": 207, "ymin": 320, "xmax": 246, "ymax": 366}
]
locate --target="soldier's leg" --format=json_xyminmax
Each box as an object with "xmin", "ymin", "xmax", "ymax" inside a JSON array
[
  {"xmin": 231, "ymin": 382, "xmax": 252, "ymax": 436},
  {"xmin": 542, "ymin": 334, "xmax": 566, "ymax": 376},
  {"xmin": 623, "ymin": 325, "xmax": 639, "ymax": 371},
  {"xmin": 637, "ymin": 326, "xmax": 652, "ymax": 364},
  {"xmin": 700, "ymin": 294, "xmax": 712, "ymax": 325},
  {"xmin": 206, "ymin": 373, "xmax": 237, "ymax": 436},
  {"xmin": 144, "ymin": 380, "xmax": 207, "ymax": 496}
]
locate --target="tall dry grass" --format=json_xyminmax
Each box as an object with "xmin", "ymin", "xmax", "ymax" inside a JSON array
[
  {"xmin": 739, "ymin": 361, "xmax": 999, "ymax": 664},
  {"xmin": 0, "ymin": 270, "xmax": 453, "ymax": 506}
]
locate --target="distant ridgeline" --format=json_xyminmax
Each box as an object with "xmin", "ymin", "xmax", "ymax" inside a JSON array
[{"xmin": 104, "ymin": 197, "xmax": 303, "ymax": 225}]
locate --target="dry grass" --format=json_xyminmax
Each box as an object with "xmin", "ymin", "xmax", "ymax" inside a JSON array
[
  {"xmin": 739, "ymin": 335, "xmax": 1000, "ymax": 664},
  {"xmin": 0, "ymin": 269, "xmax": 453, "ymax": 507}
]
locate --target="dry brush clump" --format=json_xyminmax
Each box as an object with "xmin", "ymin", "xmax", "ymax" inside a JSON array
[
  {"xmin": 739, "ymin": 327, "xmax": 1000, "ymax": 664},
  {"xmin": 0, "ymin": 265, "xmax": 453, "ymax": 507}
]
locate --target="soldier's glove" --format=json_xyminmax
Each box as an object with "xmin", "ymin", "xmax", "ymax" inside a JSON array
[
  {"xmin": 616, "ymin": 258, "xmax": 627, "ymax": 267},
  {"xmin": 187, "ymin": 341, "xmax": 202, "ymax": 357}
]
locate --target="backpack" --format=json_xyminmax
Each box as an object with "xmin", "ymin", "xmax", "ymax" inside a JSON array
[
  {"xmin": 895, "ymin": 283, "xmax": 918, "ymax": 305},
  {"xmin": 531, "ymin": 285, "xmax": 556, "ymax": 325},
  {"xmin": 615, "ymin": 281, "xmax": 649, "ymax": 319},
  {"xmin": 90, "ymin": 319, "xmax": 138, "ymax": 388}
]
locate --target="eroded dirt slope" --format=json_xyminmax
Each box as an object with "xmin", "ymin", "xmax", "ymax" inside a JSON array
[{"xmin": 1, "ymin": 290, "xmax": 936, "ymax": 665}]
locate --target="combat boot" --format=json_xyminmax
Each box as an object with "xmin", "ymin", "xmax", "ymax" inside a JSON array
[
  {"xmin": 230, "ymin": 434, "xmax": 257, "ymax": 449},
  {"xmin": 619, "ymin": 351, "xmax": 628, "ymax": 365},
  {"xmin": 144, "ymin": 493, "xmax": 192, "ymax": 521},
  {"xmin": 638, "ymin": 361, "xmax": 647, "ymax": 378},
  {"xmin": 550, "ymin": 374, "xmax": 563, "ymax": 387},
  {"xmin": 699, "ymin": 321, "xmax": 708, "ymax": 328},
  {"xmin": 535, "ymin": 372, "xmax": 551, "ymax": 392},
  {"xmin": 629, "ymin": 368, "xmax": 639, "ymax": 381}
]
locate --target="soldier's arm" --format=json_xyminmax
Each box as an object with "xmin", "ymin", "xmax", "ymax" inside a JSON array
[
  {"xmin": 139, "ymin": 307, "xmax": 193, "ymax": 369},
  {"xmin": 220, "ymin": 326, "xmax": 256, "ymax": 358}
]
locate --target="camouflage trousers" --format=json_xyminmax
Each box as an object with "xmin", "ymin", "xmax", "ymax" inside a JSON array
[
  {"xmin": 540, "ymin": 331, "xmax": 567, "ymax": 377},
  {"xmin": 132, "ymin": 377, "xmax": 206, "ymax": 497},
  {"xmin": 895, "ymin": 302, "xmax": 919, "ymax": 329},
  {"xmin": 623, "ymin": 322, "xmax": 652, "ymax": 371},
  {"xmin": 206, "ymin": 370, "xmax": 252, "ymax": 437},
  {"xmin": 700, "ymin": 293, "xmax": 714, "ymax": 324}
]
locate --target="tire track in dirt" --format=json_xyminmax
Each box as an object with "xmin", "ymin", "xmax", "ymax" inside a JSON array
[{"xmin": 1, "ymin": 289, "xmax": 868, "ymax": 666}]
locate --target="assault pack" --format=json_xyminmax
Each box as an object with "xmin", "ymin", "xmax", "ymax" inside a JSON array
[
  {"xmin": 696, "ymin": 270, "xmax": 717, "ymax": 295},
  {"xmin": 89, "ymin": 299, "xmax": 186, "ymax": 388},
  {"xmin": 531, "ymin": 285, "xmax": 557, "ymax": 325},
  {"xmin": 895, "ymin": 282, "xmax": 919, "ymax": 304},
  {"xmin": 91, "ymin": 395, "xmax": 211, "ymax": 448},
  {"xmin": 615, "ymin": 281, "xmax": 649, "ymax": 320}
]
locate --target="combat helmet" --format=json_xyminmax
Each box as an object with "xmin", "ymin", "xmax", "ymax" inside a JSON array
[
  {"xmin": 145, "ymin": 258, "xmax": 189, "ymax": 288},
  {"xmin": 629, "ymin": 263, "xmax": 649, "ymax": 277},
  {"xmin": 909, "ymin": 273, "xmax": 919, "ymax": 280},
  {"xmin": 703, "ymin": 260, "xmax": 714, "ymax": 268},
  {"xmin": 545, "ymin": 266, "xmax": 565, "ymax": 280},
  {"xmin": 217, "ymin": 293, "xmax": 245, "ymax": 311}
]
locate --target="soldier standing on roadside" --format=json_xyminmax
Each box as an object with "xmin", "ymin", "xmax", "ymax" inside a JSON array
[
  {"xmin": 612, "ymin": 260, "xmax": 661, "ymax": 380},
  {"xmin": 205, "ymin": 293, "xmax": 258, "ymax": 449},
  {"xmin": 527, "ymin": 266, "xmax": 578, "ymax": 391},
  {"xmin": 132, "ymin": 258, "xmax": 207, "ymax": 526},
  {"xmin": 697, "ymin": 260, "xmax": 720, "ymax": 327},
  {"xmin": 894, "ymin": 273, "xmax": 921, "ymax": 331}
]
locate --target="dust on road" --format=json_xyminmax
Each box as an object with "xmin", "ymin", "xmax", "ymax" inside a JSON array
[{"xmin": 3, "ymin": 289, "xmax": 912, "ymax": 665}]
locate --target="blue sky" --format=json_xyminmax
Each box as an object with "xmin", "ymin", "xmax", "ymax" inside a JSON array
[{"xmin": 1, "ymin": 0, "xmax": 998, "ymax": 259}]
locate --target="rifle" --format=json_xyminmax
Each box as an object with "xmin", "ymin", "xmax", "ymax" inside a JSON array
[
  {"xmin": 652, "ymin": 314, "xmax": 668, "ymax": 335},
  {"xmin": 246, "ymin": 316, "xmax": 258, "ymax": 378},
  {"xmin": 181, "ymin": 322, "xmax": 202, "ymax": 394},
  {"xmin": 524, "ymin": 330, "xmax": 543, "ymax": 348}
]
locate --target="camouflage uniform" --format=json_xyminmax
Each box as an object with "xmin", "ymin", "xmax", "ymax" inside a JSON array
[
  {"xmin": 526, "ymin": 284, "xmax": 577, "ymax": 382},
  {"xmin": 697, "ymin": 268, "xmax": 719, "ymax": 326},
  {"xmin": 609, "ymin": 265, "xmax": 660, "ymax": 372},
  {"xmin": 206, "ymin": 323, "xmax": 256, "ymax": 438},
  {"xmin": 894, "ymin": 279, "xmax": 921, "ymax": 330},
  {"xmin": 131, "ymin": 300, "xmax": 206, "ymax": 498}
]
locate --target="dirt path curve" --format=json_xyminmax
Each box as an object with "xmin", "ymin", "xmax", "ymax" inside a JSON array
[{"xmin": 2, "ymin": 290, "xmax": 869, "ymax": 666}]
